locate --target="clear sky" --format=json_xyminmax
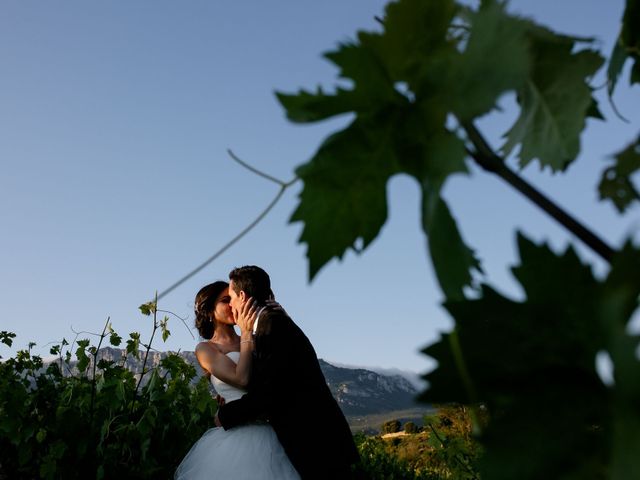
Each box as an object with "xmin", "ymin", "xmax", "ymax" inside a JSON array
[{"xmin": 1, "ymin": 0, "xmax": 638, "ymax": 375}]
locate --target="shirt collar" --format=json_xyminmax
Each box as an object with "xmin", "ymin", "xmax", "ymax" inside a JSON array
[{"xmin": 253, "ymin": 306, "xmax": 267, "ymax": 334}]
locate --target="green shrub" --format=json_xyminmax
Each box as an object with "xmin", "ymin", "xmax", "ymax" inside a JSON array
[
  {"xmin": 355, "ymin": 433, "xmax": 435, "ymax": 480},
  {"xmin": 0, "ymin": 306, "xmax": 217, "ymax": 479},
  {"xmin": 358, "ymin": 406, "xmax": 481, "ymax": 479},
  {"xmin": 381, "ymin": 419, "xmax": 401, "ymax": 434},
  {"xmin": 404, "ymin": 421, "xmax": 419, "ymax": 434}
]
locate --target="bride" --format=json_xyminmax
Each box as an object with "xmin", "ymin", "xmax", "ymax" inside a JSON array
[{"xmin": 174, "ymin": 281, "xmax": 300, "ymax": 479}]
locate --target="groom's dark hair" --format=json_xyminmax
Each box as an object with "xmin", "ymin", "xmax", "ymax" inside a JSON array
[{"xmin": 229, "ymin": 265, "xmax": 272, "ymax": 305}]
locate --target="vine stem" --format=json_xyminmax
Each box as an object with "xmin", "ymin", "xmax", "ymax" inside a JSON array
[
  {"xmin": 131, "ymin": 293, "xmax": 159, "ymax": 416},
  {"xmin": 156, "ymin": 150, "xmax": 298, "ymax": 302},
  {"xmin": 460, "ymin": 120, "xmax": 615, "ymax": 264},
  {"xmin": 90, "ymin": 317, "xmax": 110, "ymax": 422}
]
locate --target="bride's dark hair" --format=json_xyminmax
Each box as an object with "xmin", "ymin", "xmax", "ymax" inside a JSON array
[{"xmin": 194, "ymin": 281, "xmax": 228, "ymax": 339}]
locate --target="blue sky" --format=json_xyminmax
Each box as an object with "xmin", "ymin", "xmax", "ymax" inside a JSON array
[{"xmin": 1, "ymin": 0, "xmax": 638, "ymax": 375}]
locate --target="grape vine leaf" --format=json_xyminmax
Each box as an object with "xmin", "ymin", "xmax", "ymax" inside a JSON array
[
  {"xmin": 502, "ymin": 34, "xmax": 604, "ymax": 171},
  {"xmin": 607, "ymin": 0, "xmax": 640, "ymax": 96},
  {"xmin": 420, "ymin": 233, "xmax": 612, "ymax": 479},
  {"xmin": 290, "ymin": 120, "xmax": 399, "ymax": 279},
  {"xmin": 422, "ymin": 188, "xmax": 481, "ymax": 301},
  {"xmin": 447, "ymin": 0, "xmax": 530, "ymax": 120},
  {"xmin": 597, "ymin": 241, "xmax": 640, "ymax": 479},
  {"xmin": 276, "ymin": 42, "xmax": 402, "ymax": 123},
  {"xmin": 598, "ymin": 135, "xmax": 640, "ymax": 213},
  {"xmin": 280, "ymin": 0, "xmax": 480, "ymax": 291},
  {"xmin": 356, "ymin": 0, "xmax": 457, "ymax": 88}
]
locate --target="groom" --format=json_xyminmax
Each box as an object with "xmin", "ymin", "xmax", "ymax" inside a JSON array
[{"xmin": 216, "ymin": 265, "xmax": 360, "ymax": 479}]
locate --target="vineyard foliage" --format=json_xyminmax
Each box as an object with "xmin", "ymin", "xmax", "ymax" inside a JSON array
[
  {"xmin": 357, "ymin": 405, "xmax": 482, "ymax": 480},
  {"xmin": 0, "ymin": 307, "xmax": 218, "ymax": 479},
  {"xmin": 279, "ymin": 0, "xmax": 640, "ymax": 478}
]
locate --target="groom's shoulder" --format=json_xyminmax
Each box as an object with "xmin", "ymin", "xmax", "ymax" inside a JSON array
[
  {"xmin": 256, "ymin": 306, "xmax": 293, "ymax": 333},
  {"xmin": 260, "ymin": 305, "xmax": 292, "ymax": 323}
]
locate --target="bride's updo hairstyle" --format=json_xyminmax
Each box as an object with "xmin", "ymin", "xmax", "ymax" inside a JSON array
[{"xmin": 194, "ymin": 281, "xmax": 229, "ymax": 339}]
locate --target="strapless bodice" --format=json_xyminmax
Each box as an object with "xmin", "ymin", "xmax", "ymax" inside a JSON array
[{"xmin": 210, "ymin": 351, "xmax": 246, "ymax": 402}]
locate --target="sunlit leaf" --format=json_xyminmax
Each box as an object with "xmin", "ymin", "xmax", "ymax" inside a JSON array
[
  {"xmin": 160, "ymin": 317, "xmax": 171, "ymax": 342},
  {"xmin": 139, "ymin": 302, "xmax": 156, "ymax": 316}
]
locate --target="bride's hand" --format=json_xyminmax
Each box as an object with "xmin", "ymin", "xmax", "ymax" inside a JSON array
[{"xmin": 235, "ymin": 297, "xmax": 258, "ymax": 333}]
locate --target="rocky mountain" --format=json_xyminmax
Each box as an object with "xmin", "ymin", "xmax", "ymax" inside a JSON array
[
  {"xmin": 56, "ymin": 347, "xmax": 428, "ymax": 429},
  {"xmin": 318, "ymin": 359, "xmax": 420, "ymax": 416}
]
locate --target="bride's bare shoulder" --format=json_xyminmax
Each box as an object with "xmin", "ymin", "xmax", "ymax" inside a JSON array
[{"xmin": 195, "ymin": 341, "xmax": 221, "ymax": 358}]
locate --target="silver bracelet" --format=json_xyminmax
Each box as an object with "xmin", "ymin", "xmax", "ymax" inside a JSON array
[{"xmin": 240, "ymin": 339, "xmax": 253, "ymax": 344}]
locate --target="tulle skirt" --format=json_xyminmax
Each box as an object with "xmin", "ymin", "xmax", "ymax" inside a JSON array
[{"xmin": 174, "ymin": 423, "xmax": 300, "ymax": 480}]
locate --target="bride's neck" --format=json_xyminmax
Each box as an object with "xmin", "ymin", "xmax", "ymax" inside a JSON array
[{"xmin": 211, "ymin": 324, "xmax": 238, "ymax": 344}]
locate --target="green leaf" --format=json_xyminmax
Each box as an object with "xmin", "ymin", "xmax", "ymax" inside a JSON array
[
  {"xmin": 109, "ymin": 331, "xmax": 122, "ymax": 347},
  {"xmin": 277, "ymin": 87, "xmax": 364, "ymax": 124},
  {"xmin": 277, "ymin": 41, "xmax": 401, "ymax": 123},
  {"xmin": 126, "ymin": 332, "xmax": 141, "ymax": 359},
  {"xmin": 364, "ymin": 0, "xmax": 457, "ymax": 86},
  {"xmin": 160, "ymin": 317, "xmax": 171, "ymax": 342},
  {"xmin": 607, "ymin": 0, "xmax": 640, "ymax": 95},
  {"xmin": 586, "ymin": 96, "xmax": 605, "ymax": 120},
  {"xmin": 447, "ymin": 0, "xmax": 529, "ymax": 119},
  {"xmin": 290, "ymin": 119, "xmax": 399, "ymax": 280},
  {"xmin": 75, "ymin": 339, "xmax": 90, "ymax": 373},
  {"xmin": 598, "ymin": 136, "xmax": 640, "ymax": 213},
  {"xmin": 139, "ymin": 302, "xmax": 156, "ymax": 316},
  {"xmin": 597, "ymin": 242, "xmax": 640, "ymax": 479},
  {"xmin": 0, "ymin": 331, "xmax": 16, "ymax": 347},
  {"xmin": 422, "ymin": 192, "xmax": 481, "ymax": 300},
  {"xmin": 502, "ymin": 36, "xmax": 604, "ymax": 171},
  {"xmin": 421, "ymin": 233, "xmax": 609, "ymax": 479},
  {"xmin": 279, "ymin": 0, "xmax": 477, "ymax": 288}
]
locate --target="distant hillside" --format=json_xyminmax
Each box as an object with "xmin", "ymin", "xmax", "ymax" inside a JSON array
[
  {"xmin": 318, "ymin": 359, "xmax": 420, "ymax": 416},
  {"xmin": 53, "ymin": 347, "xmax": 431, "ymax": 431}
]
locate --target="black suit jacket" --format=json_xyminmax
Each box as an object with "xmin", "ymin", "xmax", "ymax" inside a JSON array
[{"xmin": 217, "ymin": 307, "xmax": 359, "ymax": 479}]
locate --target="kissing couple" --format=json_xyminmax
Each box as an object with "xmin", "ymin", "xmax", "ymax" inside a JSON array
[{"xmin": 175, "ymin": 265, "xmax": 361, "ymax": 479}]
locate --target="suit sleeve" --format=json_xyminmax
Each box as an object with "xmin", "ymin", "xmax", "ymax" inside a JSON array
[{"xmin": 217, "ymin": 312, "xmax": 292, "ymax": 429}]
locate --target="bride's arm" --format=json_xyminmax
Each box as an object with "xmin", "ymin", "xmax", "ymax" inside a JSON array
[{"xmin": 194, "ymin": 300, "xmax": 257, "ymax": 389}]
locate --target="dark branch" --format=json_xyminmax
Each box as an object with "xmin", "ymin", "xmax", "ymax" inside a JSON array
[{"xmin": 461, "ymin": 120, "xmax": 615, "ymax": 264}]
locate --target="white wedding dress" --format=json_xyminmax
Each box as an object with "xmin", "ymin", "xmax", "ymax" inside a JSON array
[{"xmin": 174, "ymin": 351, "xmax": 300, "ymax": 480}]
